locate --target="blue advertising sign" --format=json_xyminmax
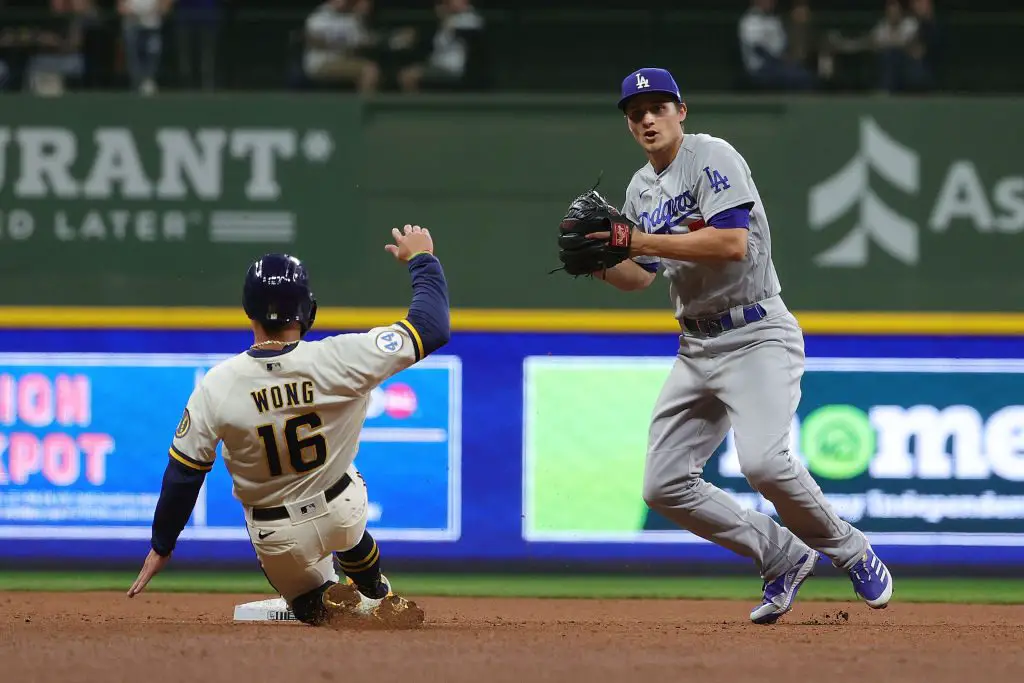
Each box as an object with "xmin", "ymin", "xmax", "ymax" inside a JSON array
[
  {"xmin": 2, "ymin": 327, "xmax": 1024, "ymax": 569},
  {"xmin": 0, "ymin": 353, "xmax": 461, "ymax": 544}
]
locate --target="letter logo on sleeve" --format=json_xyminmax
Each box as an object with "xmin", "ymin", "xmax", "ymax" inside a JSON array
[{"xmin": 703, "ymin": 166, "xmax": 731, "ymax": 194}]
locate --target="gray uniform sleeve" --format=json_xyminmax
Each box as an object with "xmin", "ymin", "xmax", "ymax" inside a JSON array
[
  {"xmin": 170, "ymin": 381, "xmax": 220, "ymax": 473},
  {"xmin": 695, "ymin": 141, "xmax": 757, "ymax": 223},
  {"xmin": 625, "ymin": 189, "xmax": 660, "ymax": 274},
  {"xmin": 317, "ymin": 324, "xmax": 419, "ymax": 396}
]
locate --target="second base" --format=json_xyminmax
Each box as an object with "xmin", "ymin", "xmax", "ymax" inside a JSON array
[{"xmin": 233, "ymin": 597, "xmax": 296, "ymax": 622}]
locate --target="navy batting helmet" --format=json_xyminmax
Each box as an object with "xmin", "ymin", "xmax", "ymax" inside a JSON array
[{"xmin": 242, "ymin": 253, "xmax": 318, "ymax": 335}]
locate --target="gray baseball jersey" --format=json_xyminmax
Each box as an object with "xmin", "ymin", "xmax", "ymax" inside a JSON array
[
  {"xmin": 170, "ymin": 324, "xmax": 420, "ymax": 509},
  {"xmin": 625, "ymin": 133, "xmax": 871, "ymax": 583},
  {"xmin": 623, "ymin": 133, "xmax": 781, "ymax": 318}
]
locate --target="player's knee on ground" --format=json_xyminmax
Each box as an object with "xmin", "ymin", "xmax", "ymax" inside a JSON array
[{"xmin": 289, "ymin": 581, "xmax": 335, "ymax": 626}]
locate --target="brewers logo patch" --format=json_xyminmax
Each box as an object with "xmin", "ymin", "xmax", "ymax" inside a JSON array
[
  {"xmin": 175, "ymin": 408, "xmax": 191, "ymax": 438},
  {"xmin": 375, "ymin": 330, "xmax": 403, "ymax": 354}
]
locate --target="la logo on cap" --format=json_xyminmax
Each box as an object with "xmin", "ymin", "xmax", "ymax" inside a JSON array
[{"xmin": 635, "ymin": 72, "xmax": 650, "ymax": 89}]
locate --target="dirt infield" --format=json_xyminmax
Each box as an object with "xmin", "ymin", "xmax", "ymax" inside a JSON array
[{"xmin": 2, "ymin": 592, "xmax": 1022, "ymax": 683}]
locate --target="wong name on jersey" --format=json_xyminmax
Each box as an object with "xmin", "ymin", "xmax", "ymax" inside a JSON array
[{"xmin": 251, "ymin": 381, "xmax": 316, "ymax": 414}]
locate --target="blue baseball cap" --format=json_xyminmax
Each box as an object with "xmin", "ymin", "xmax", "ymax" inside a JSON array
[{"xmin": 618, "ymin": 67, "xmax": 682, "ymax": 111}]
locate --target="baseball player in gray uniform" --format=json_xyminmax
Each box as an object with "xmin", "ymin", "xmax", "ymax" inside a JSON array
[
  {"xmin": 594, "ymin": 68, "xmax": 893, "ymax": 623},
  {"xmin": 127, "ymin": 225, "xmax": 449, "ymax": 629}
]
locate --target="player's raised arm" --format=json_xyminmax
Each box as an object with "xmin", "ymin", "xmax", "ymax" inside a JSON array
[
  {"xmin": 319, "ymin": 225, "xmax": 451, "ymax": 395},
  {"xmin": 128, "ymin": 381, "xmax": 221, "ymax": 597},
  {"xmin": 386, "ymin": 224, "xmax": 451, "ymax": 360}
]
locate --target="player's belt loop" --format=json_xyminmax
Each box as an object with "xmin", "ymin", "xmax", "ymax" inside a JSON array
[
  {"xmin": 728, "ymin": 306, "xmax": 748, "ymax": 329},
  {"xmin": 250, "ymin": 473, "xmax": 354, "ymax": 522}
]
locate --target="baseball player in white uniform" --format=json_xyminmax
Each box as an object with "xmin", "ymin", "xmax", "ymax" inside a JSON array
[
  {"xmin": 591, "ymin": 68, "xmax": 894, "ymax": 623},
  {"xmin": 127, "ymin": 224, "xmax": 449, "ymax": 629}
]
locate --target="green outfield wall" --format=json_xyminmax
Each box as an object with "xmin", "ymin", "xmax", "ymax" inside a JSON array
[{"xmin": 1, "ymin": 94, "xmax": 1022, "ymax": 312}]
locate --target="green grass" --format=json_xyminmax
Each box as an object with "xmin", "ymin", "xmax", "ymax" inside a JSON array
[{"xmin": 2, "ymin": 572, "xmax": 1024, "ymax": 604}]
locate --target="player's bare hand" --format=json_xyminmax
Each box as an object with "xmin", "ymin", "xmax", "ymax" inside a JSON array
[
  {"xmin": 127, "ymin": 549, "xmax": 171, "ymax": 598},
  {"xmin": 385, "ymin": 224, "xmax": 434, "ymax": 262}
]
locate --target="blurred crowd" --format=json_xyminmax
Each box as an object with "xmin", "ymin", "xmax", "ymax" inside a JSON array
[
  {"xmin": 0, "ymin": 0, "xmax": 946, "ymax": 96},
  {"xmin": 0, "ymin": 0, "xmax": 486, "ymax": 95},
  {"xmin": 293, "ymin": 0, "xmax": 485, "ymax": 93},
  {"xmin": 739, "ymin": 0, "xmax": 941, "ymax": 93},
  {"xmin": 0, "ymin": 0, "xmax": 222, "ymax": 94}
]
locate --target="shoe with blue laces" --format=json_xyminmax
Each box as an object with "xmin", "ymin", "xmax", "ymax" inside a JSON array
[
  {"xmin": 749, "ymin": 550, "xmax": 820, "ymax": 625},
  {"xmin": 847, "ymin": 548, "xmax": 893, "ymax": 609}
]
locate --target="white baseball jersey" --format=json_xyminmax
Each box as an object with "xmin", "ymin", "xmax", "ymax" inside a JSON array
[
  {"xmin": 169, "ymin": 323, "xmax": 422, "ymax": 509},
  {"xmin": 623, "ymin": 133, "xmax": 782, "ymax": 318}
]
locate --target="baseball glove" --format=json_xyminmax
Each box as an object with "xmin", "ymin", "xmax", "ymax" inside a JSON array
[{"xmin": 553, "ymin": 188, "xmax": 637, "ymax": 276}]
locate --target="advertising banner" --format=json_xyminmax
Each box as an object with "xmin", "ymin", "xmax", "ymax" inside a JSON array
[
  {"xmin": 0, "ymin": 353, "xmax": 461, "ymax": 543},
  {"xmin": 4, "ymin": 96, "xmax": 1024, "ymax": 311},
  {"xmin": 524, "ymin": 356, "xmax": 1024, "ymax": 547},
  {"xmin": 2, "ymin": 327, "xmax": 1024, "ymax": 568}
]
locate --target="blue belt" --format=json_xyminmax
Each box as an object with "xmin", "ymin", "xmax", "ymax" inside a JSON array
[{"xmin": 682, "ymin": 303, "xmax": 767, "ymax": 337}]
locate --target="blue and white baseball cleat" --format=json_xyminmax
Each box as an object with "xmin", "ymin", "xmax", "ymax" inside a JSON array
[
  {"xmin": 750, "ymin": 550, "xmax": 819, "ymax": 625},
  {"xmin": 847, "ymin": 548, "xmax": 893, "ymax": 609}
]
